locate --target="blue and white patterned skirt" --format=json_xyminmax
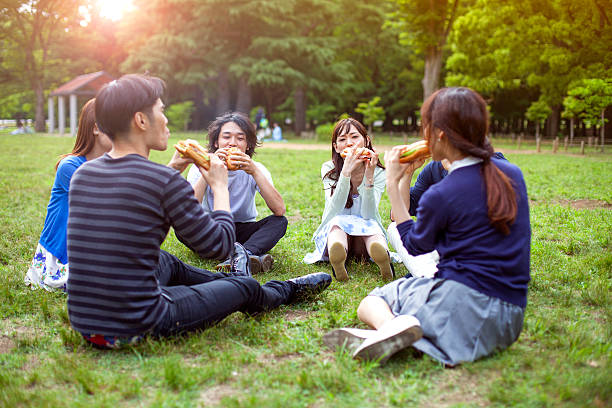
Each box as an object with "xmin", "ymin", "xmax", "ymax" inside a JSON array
[
  {"xmin": 25, "ymin": 243, "xmax": 68, "ymax": 291},
  {"xmin": 303, "ymin": 214, "xmax": 393, "ymax": 264}
]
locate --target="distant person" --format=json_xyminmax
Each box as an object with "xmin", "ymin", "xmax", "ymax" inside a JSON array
[
  {"xmin": 66, "ymin": 74, "xmax": 331, "ymax": 349},
  {"xmin": 25, "ymin": 99, "xmax": 112, "ymax": 291},
  {"xmin": 304, "ymin": 117, "xmax": 395, "ymax": 282},
  {"xmin": 181, "ymin": 112, "xmax": 288, "ymax": 274},
  {"xmin": 254, "ymin": 108, "xmax": 264, "ymax": 130},
  {"xmin": 325, "ymin": 87, "xmax": 530, "ymax": 367},
  {"xmin": 11, "ymin": 119, "xmax": 25, "ymax": 135},
  {"xmin": 272, "ymin": 122, "xmax": 284, "ymax": 141},
  {"xmin": 258, "ymin": 116, "xmax": 270, "ymax": 141}
]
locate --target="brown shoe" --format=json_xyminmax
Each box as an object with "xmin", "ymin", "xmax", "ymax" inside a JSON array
[{"xmin": 328, "ymin": 241, "xmax": 348, "ymax": 281}]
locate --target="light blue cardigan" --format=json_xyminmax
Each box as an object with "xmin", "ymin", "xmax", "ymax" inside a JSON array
[{"xmin": 311, "ymin": 160, "xmax": 387, "ymax": 242}]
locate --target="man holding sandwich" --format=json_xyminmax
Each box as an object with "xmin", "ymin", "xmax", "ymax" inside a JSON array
[
  {"xmin": 182, "ymin": 111, "xmax": 287, "ymax": 274},
  {"xmin": 66, "ymin": 74, "xmax": 330, "ymax": 348}
]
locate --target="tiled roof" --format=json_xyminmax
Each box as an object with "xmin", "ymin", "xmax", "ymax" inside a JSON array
[{"xmin": 50, "ymin": 71, "xmax": 115, "ymax": 96}]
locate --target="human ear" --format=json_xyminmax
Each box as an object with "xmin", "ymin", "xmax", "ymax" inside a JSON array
[{"xmin": 134, "ymin": 112, "xmax": 147, "ymax": 131}]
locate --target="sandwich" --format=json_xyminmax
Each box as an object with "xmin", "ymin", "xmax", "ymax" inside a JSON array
[
  {"xmin": 398, "ymin": 140, "xmax": 431, "ymax": 163},
  {"xmin": 174, "ymin": 139, "xmax": 210, "ymax": 170},
  {"xmin": 225, "ymin": 147, "xmax": 242, "ymax": 170},
  {"xmin": 340, "ymin": 147, "xmax": 373, "ymax": 160}
]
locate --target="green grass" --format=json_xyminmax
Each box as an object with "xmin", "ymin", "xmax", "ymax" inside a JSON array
[{"xmin": 1, "ymin": 132, "xmax": 611, "ymax": 407}]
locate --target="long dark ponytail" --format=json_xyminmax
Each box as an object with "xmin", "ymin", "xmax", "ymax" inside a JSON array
[{"xmin": 421, "ymin": 87, "xmax": 517, "ymax": 234}]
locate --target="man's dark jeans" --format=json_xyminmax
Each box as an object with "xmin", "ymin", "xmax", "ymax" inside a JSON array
[
  {"xmin": 235, "ymin": 215, "xmax": 287, "ymax": 255},
  {"xmin": 176, "ymin": 215, "xmax": 287, "ymax": 258},
  {"xmin": 152, "ymin": 250, "xmax": 293, "ymax": 336}
]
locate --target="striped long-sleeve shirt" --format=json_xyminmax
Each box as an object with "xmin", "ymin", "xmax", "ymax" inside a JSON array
[{"xmin": 66, "ymin": 153, "xmax": 235, "ymax": 336}]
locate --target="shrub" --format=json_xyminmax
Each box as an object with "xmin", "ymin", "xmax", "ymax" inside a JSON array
[{"xmin": 166, "ymin": 101, "xmax": 195, "ymax": 132}]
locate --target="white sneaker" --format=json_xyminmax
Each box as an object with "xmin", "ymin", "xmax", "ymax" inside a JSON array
[
  {"xmin": 352, "ymin": 315, "xmax": 422, "ymax": 364},
  {"xmin": 322, "ymin": 328, "xmax": 376, "ymax": 353}
]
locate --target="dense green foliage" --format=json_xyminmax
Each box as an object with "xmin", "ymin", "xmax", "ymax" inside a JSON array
[
  {"xmin": 1, "ymin": 0, "xmax": 609, "ymax": 137},
  {"xmin": 0, "ymin": 133, "xmax": 610, "ymax": 406}
]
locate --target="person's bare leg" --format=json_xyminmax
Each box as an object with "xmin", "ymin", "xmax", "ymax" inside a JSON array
[
  {"xmin": 364, "ymin": 234, "xmax": 393, "ymax": 280},
  {"xmin": 327, "ymin": 226, "xmax": 349, "ymax": 281},
  {"xmin": 357, "ymin": 295, "xmax": 395, "ymax": 329},
  {"xmin": 355, "ymin": 295, "xmax": 422, "ymax": 363}
]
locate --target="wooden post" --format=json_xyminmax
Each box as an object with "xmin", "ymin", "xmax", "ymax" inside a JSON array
[
  {"xmin": 517, "ymin": 134, "xmax": 522, "ymax": 149},
  {"xmin": 48, "ymin": 96, "xmax": 54, "ymax": 133},
  {"xmin": 564, "ymin": 136, "xmax": 569, "ymax": 152},
  {"xmin": 69, "ymin": 94, "xmax": 77, "ymax": 137},
  {"xmin": 601, "ymin": 110, "xmax": 605, "ymax": 152},
  {"xmin": 588, "ymin": 136, "xmax": 593, "ymax": 147},
  {"xmin": 553, "ymin": 137, "xmax": 559, "ymax": 153},
  {"xmin": 536, "ymin": 137, "xmax": 541, "ymax": 153},
  {"xmin": 580, "ymin": 141, "xmax": 585, "ymax": 155},
  {"xmin": 569, "ymin": 117, "xmax": 574, "ymax": 146},
  {"xmin": 58, "ymin": 95, "xmax": 65, "ymax": 135}
]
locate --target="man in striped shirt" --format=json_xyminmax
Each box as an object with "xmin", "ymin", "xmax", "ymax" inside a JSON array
[{"xmin": 66, "ymin": 74, "xmax": 331, "ymax": 348}]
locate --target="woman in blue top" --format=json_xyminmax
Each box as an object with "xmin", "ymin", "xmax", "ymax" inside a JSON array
[
  {"xmin": 25, "ymin": 98, "xmax": 112, "ymax": 291},
  {"xmin": 324, "ymin": 87, "xmax": 531, "ymax": 366}
]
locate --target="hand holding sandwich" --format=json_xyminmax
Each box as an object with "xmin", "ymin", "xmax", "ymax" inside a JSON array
[
  {"xmin": 385, "ymin": 146, "xmax": 426, "ymax": 184},
  {"xmin": 341, "ymin": 147, "xmax": 373, "ymax": 177}
]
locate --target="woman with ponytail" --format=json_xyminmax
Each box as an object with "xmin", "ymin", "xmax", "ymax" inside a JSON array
[
  {"xmin": 25, "ymin": 99, "xmax": 112, "ymax": 291},
  {"xmin": 324, "ymin": 88, "xmax": 531, "ymax": 366}
]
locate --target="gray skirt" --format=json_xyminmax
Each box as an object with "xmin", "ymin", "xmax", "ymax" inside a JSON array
[{"xmin": 369, "ymin": 277, "xmax": 525, "ymax": 366}]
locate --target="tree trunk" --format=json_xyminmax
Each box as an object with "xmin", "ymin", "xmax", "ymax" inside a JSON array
[
  {"xmin": 215, "ymin": 68, "xmax": 231, "ymax": 116},
  {"xmin": 235, "ymin": 76, "xmax": 251, "ymax": 114},
  {"xmin": 422, "ymin": 47, "xmax": 443, "ymax": 101},
  {"xmin": 294, "ymin": 87, "xmax": 306, "ymax": 136},
  {"xmin": 35, "ymin": 80, "xmax": 45, "ymax": 132},
  {"xmin": 570, "ymin": 117, "xmax": 574, "ymax": 145},
  {"xmin": 191, "ymin": 87, "xmax": 207, "ymax": 130},
  {"xmin": 546, "ymin": 105, "xmax": 561, "ymax": 138}
]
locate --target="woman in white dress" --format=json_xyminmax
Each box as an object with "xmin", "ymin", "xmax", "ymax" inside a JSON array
[{"xmin": 304, "ymin": 118, "xmax": 393, "ymax": 281}]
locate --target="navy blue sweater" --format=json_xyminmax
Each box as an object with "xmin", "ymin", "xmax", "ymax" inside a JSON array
[
  {"xmin": 398, "ymin": 158, "xmax": 531, "ymax": 307},
  {"xmin": 409, "ymin": 152, "xmax": 506, "ymax": 216}
]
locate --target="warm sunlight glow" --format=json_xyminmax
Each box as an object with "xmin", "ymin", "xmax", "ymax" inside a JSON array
[{"xmin": 97, "ymin": 0, "xmax": 135, "ymax": 21}]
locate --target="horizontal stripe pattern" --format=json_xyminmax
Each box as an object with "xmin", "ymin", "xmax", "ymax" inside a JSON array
[{"xmin": 67, "ymin": 154, "xmax": 235, "ymax": 336}]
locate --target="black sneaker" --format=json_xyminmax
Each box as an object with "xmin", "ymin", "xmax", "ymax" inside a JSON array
[
  {"xmin": 287, "ymin": 272, "xmax": 332, "ymax": 303},
  {"xmin": 229, "ymin": 243, "xmax": 251, "ymax": 277}
]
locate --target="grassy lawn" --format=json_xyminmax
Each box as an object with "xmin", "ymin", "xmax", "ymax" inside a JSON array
[{"xmin": 0, "ymin": 132, "xmax": 610, "ymax": 407}]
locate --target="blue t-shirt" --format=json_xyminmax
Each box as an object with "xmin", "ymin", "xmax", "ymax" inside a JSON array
[
  {"xmin": 39, "ymin": 155, "xmax": 86, "ymax": 264},
  {"xmin": 398, "ymin": 158, "xmax": 531, "ymax": 308}
]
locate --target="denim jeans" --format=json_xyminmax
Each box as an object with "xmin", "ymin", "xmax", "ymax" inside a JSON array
[{"xmin": 152, "ymin": 250, "xmax": 293, "ymax": 336}]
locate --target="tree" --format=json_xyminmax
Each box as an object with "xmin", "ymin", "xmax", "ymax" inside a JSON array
[
  {"xmin": 526, "ymin": 100, "xmax": 552, "ymax": 140},
  {"xmin": 0, "ymin": 0, "xmax": 83, "ymax": 131},
  {"xmin": 355, "ymin": 96, "xmax": 385, "ymax": 133},
  {"xmin": 563, "ymin": 78, "xmax": 612, "ymax": 150},
  {"xmin": 389, "ymin": 0, "xmax": 466, "ymax": 100},
  {"xmin": 446, "ymin": 0, "xmax": 612, "ymax": 137}
]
